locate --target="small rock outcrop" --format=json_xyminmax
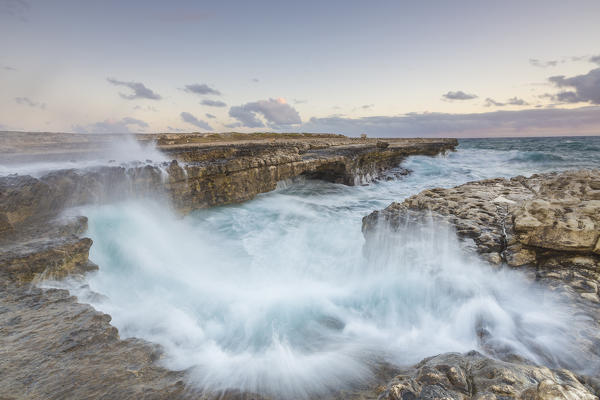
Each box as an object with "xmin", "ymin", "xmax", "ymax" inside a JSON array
[
  {"xmin": 363, "ymin": 169, "xmax": 600, "ymax": 295},
  {"xmin": 364, "ymin": 170, "xmax": 600, "ymax": 400},
  {"xmin": 378, "ymin": 351, "xmax": 598, "ymax": 400},
  {"xmin": 0, "ymin": 215, "xmax": 95, "ymax": 282},
  {"xmin": 0, "ymin": 280, "xmax": 189, "ymax": 400}
]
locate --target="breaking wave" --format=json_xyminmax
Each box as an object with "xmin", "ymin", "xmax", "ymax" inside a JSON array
[{"xmin": 43, "ymin": 136, "xmax": 600, "ymax": 398}]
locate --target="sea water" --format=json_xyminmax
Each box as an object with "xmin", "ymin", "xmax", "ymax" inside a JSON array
[{"xmin": 42, "ymin": 136, "xmax": 600, "ymax": 397}]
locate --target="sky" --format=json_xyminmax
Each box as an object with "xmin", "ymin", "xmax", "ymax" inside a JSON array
[{"xmin": 1, "ymin": 0, "xmax": 599, "ymax": 137}]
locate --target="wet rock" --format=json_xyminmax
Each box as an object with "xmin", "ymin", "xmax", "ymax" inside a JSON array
[
  {"xmin": 0, "ymin": 216, "xmax": 95, "ymax": 282},
  {"xmin": 378, "ymin": 351, "xmax": 598, "ymax": 400},
  {"xmin": 0, "ymin": 236, "xmax": 94, "ymax": 282},
  {"xmin": 363, "ymin": 169, "xmax": 600, "ymax": 273},
  {"xmin": 1, "ymin": 136, "xmax": 457, "ymax": 222},
  {"xmin": 0, "ymin": 133, "xmax": 458, "ymax": 399},
  {"xmin": 0, "ymin": 281, "xmax": 189, "ymax": 400},
  {"xmin": 363, "ymin": 169, "xmax": 600, "ymax": 397}
]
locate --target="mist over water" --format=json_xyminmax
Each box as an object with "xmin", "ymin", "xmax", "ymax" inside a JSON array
[
  {"xmin": 0, "ymin": 135, "xmax": 168, "ymax": 177},
  {"xmin": 44, "ymin": 136, "xmax": 600, "ymax": 398}
]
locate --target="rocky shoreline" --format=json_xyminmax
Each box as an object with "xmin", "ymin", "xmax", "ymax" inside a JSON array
[
  {"xmin": 2, "ymin": 133, "xmax": 598, "ymax": 399},
  {"xmin": 0, "ymin": 133, "xmax": 456, "ymax": 400},
  {"xmin": 1, "ymin": 133, "xmax": 457, "ymax": 230},
  {"xmin": 363, "ymin": 169, "xmax": 600, "ymax": 399}
]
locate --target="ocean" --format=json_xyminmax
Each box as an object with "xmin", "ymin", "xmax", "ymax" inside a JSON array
[{"xmin": 42, "ymin": 136, "xmax": 600, "ymax": 397}]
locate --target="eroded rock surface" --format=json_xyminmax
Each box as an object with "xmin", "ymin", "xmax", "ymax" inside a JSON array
[
  {"xmin": 364, "ymin": 170, "xmax": 600, "ymax": 399},
  {"xmin": 0, "ymin": 133, "xmax": 457, "ymax": 399},
  {"xmin": 378, "ymin": 351, "xmax": 598, "ymax": 400},
  {"xmin": 0, "ymin": 215, "xmax": 95, "ymax": 282},
  {"xmin": 0, "ymin": 281, "xmax": 190, "ymax": 400},
  {"xmin": 1, "ymin": 134, "xmax": 457, "ymax": 230},
  {"xmin": 363, "ymin": 169, "xmax": 600, "ymax": 297}
]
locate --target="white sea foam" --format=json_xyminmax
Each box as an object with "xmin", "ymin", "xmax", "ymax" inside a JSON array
[
  {"xmin": 0, "ymin": 135, "xmax": 168, "ymax": 177},
  {"xmin": 49, "ymin": 198, "xmax": 583, "ymax": 397},
  {"xmin": 40, "ymin": 138, "xmax": 600, "ymax": 398}
]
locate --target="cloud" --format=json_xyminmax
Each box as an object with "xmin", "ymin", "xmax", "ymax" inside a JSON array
[
  {"xmin": 484, "ymin": 97, "xmax": 529, "ymax": 107},
  {"xmin": 228, "ymin": 106, "xmax": 264, "ymax": 128},
  {"xmin": 201, "ymin": 99, "xmax": 227, "ymax": 107},
  {"xmin": 205, "ymin": 113, "xmax": 216, "ymax": 119},
  {"xmin": 183, "ymin": 83, "xmax": 221, "ymax": 96},
  {"xmin": 167, "ymin": 126, "xmax": 186, "ymax": 132},
  {"xmin": 107, "ymin": 78, "xmax": 161, "ymax": 100},
  {"xmin": 229, "ymin": 98, "xmax": 301, "ymax": 128},
  {"xmin": 484, "ymin": 98, "xmax": 504, "ymax": 107},
  {"xmin": 73, "ymin": 117, "xmax": 148, "ymax": 134},
  {"xmin": 133, "ymin": 105, "xmax": 158, "ymax": 112},
  {"xmin": 548, "ymin": 68, "xmax": 600, "ymax": 104},
  {"xmin": 530, "ymin": 55, "xmax": 600, "ymax": 68},
  {"xmin": 0, "ymin": 0, "xmax": 29, "ymax": 21},
  {"xmin": 180, "ymin": 112, "xmax": 213, "ymax": 131},
  {"xmin": 121, "ymin": 117, "xmax": 148, "ymax": 127},
  {"xmin": 300, "ymin": 106, "xmax": 600, "ymax": 138},
  {"xmin": 15, "ymin": 96, "xmax": 45, "ymax": 109},
  {"xmin": 529, "ymin": 59, "xmax": 559, "ymax": 68},
  {"xmin": 442, "ymin": 91, "xmax": 477, "ymax": 100},
  {"xmin": 506, "ymin": 97, "xmax": 528, "ymax": 106}
]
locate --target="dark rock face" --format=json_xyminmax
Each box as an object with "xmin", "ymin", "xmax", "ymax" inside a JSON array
[
  {"xmin": 378, "ymin": 351, "xmax": 598, "ymax": 400},
  {"xmin": 0, "ymin": 215, "xmax": 95, "ymax": 283},
  {"xmin": 0, "ymin": 166, "xmax": 168, "ymax": 233},
  {"xmin": 1, "ymin": 137, "xmax": 457, "ymax": 230},
  {"xmin": 0, "ymin": 281, "xmax": 189, "ymax": 400}
]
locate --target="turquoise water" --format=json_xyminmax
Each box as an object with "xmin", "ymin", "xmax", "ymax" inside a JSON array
[{"xmin": 51, "ymin": 136, "xmax": 599, "ymax": 398}]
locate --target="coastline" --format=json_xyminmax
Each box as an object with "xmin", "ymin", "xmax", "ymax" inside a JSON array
[
  {"xmin": 1, "ymin": 133, "xmax": 457, "ymax": 399},
  {"xmin": 1, "ymin": 133, "xmax": 599, "ymax": 399}
]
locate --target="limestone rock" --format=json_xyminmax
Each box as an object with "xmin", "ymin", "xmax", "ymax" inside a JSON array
[
  {"xmin": 0, "ymin": 281, "xmax": 189, "ymax": 400},
  {"xmin": 513, "ymin": 199, "xmax": 600, "ymax": 252},
  {"xmin": 363, "ymin": 169, "xmax": 600, "ymax": 395},
  {"xmin": 363, "ymin": 169, "xmax": 600, "ymax": 273},
  {"xmin": 0, "ymin": 133, "xmax": 458, "ymax": 399},
  {"xmin": 0, "ymin": 215, "xmax": 95, "ymax": 282},
  {"xmin": 1, "ymin": 136, "xmax": 458, "ymax": 224},
  {"xmin": 378, "ymin": 351, "xmax": 598, "ymax": 400}
]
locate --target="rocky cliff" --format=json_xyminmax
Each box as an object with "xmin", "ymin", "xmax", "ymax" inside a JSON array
[
  {"xmin": 363, "ymin": 169, "xmax": 600, "ymax": 399},
  {"xmin": 363, "ymin": 169, "xmax": 600, "ymax": 299},
  {"xmin": 2, "ymin": 132, "xmax": 599, "ymax": 399},
  {"xmin": 0, "ymin": 132, "xmax": 457, "ymax": 400},
  {"xmin": 1, "ymin": 134, "xmax": 457, "ymax": 231}
]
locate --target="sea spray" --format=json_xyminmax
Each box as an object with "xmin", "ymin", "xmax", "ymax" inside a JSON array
[
  {"xmin": 0, "ymin": 134, "xmax": 168, "ymax": 177},
  {"xmin": 49, "ymin": 195, "xmax": 587, "ymax": 398},
  {"xmin": 41, "ymin": 136, "xmax": 600, "ymax": 397}
]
